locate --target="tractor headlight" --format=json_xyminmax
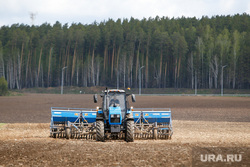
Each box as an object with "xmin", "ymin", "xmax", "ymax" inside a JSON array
[
  {"xmin": 117, "ymin": 114, "xmax": 120, "ymax": 118},
  {"xmin": 111, "ymin": 114, "xmax": 114, "ymax": 118}
]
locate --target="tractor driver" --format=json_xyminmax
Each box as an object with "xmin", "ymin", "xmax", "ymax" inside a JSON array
[{"xmin": 109, "ymin": 99, "xmax": 120, "ymax": 107}]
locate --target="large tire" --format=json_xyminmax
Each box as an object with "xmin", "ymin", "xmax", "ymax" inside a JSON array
[
  {"xmin": 126, "ymin": 120, "xmax": 134, "ymax": 142},
  {"xmin": 65, "ymin": 128, "xmax": 71, "ymax": 139},
  {"xmin": 96, "ymin": 120, "xmax": 105, "ymax": 142}
]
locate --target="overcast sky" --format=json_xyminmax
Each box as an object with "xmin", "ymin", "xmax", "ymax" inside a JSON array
[{"xmin": 0, "ymin": 0, "xmax": 249, "ymax": 26}]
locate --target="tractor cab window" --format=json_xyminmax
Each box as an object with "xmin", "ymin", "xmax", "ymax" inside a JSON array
[
  {"xmin": 109, "ymin": 99, "xmax": 120, "ymax": 107},
  {"xmin": 104, "ymin": 92, "xmax": 126, "ymax": 110}
]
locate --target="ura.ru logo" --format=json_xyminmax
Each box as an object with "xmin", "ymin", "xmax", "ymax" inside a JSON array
[{"xmin": 200, "ymin": 154, "xmax": 242, "ymax": 162}]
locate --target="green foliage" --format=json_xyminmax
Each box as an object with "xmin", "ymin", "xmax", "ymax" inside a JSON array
[
  {"xmin": 0, "ymin": 14, "xmax": 250, "ymax": 90},
  {"xmin": 0, "ymin": 77, "xmax": 8, "ymax": 96}
]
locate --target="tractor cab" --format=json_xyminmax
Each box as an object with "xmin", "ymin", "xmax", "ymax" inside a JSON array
[
  {"xmin": 94, "ymin": 89, "xmax": 135, "ymax": 121},
  {"xmin": 102, "ymin": 90, "xmax": 126, "ymax": 121},
  {"xmin": 103, "ymin": 89, "xmax": 126, "ymax": 110}
]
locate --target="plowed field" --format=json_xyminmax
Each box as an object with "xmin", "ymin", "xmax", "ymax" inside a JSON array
[{"xmin": 0, "ymin": 94, "xmax": 250, "ymax": 166}]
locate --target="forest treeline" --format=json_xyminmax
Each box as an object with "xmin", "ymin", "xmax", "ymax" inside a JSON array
[{"xmin": 0, "ymin": 14, "xmax": 250, "ymax": 90}]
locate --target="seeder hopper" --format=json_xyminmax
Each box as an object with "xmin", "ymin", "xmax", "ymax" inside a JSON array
[{"xmin": 50, "ymin": 89, "xmax": 173, "ymax": 142}]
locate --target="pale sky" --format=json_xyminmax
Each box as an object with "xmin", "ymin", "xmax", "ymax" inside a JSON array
[{"xmin": 0, "ymin": 0, "xmax": 249, "ymax": 26}]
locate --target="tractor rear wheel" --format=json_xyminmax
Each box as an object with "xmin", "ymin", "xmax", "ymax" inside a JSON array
[
  {"xmin": 65, "ymin": 128, "xmax": 71, "ymax": 139},
  {"xmin": 96, "ymin": 120, "xmax": 105, "ymax": 142},
  {"xmin": 126, "ymin": 120, "xmax": 134, "ymax": 142}
]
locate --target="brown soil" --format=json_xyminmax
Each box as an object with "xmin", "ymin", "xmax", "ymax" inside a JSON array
[{"xmin": 0, "ymin": 94, "xmax": 250, "ymax": 166}]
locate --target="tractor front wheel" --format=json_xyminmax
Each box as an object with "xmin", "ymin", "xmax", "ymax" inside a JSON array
[
  {"xmin": 96, "ymin": 120, "xmax": 105, "ymax": 142},
  {"xmin": 126, "ymin": 120, "xmax": 134, "ymax": 142}
]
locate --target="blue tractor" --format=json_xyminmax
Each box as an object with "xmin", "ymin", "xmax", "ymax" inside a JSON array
[
  {"xmin": 94, "ymin": 89, "xmax": 136, "ymax": 142},
  {"xmin": 50, "ymin": 89, "xmax": 173, "ymax": 142}
]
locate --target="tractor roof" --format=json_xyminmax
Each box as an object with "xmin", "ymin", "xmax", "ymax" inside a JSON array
[{"xmin": 104, "ymin": 89, "xmax": 125, "ymax": 93}]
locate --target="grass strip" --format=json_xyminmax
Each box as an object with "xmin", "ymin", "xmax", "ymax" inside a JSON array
[{"xmin": 0, "ymin": 123, "xmax": 6, "ymax": 128}]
